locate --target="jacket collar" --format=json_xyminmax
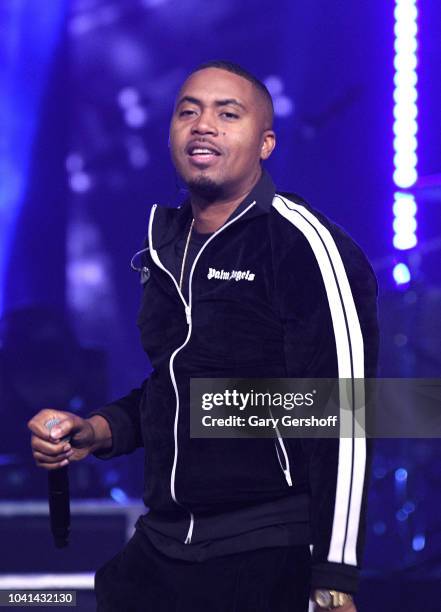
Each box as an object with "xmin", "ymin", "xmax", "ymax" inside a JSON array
[
  {"xmin": 150, "ymin": 167, "xmax": 276, "ymax": 250},
  {"xmin": 227, "ymin": 167, "xmax": 276, "ymax": 219}
]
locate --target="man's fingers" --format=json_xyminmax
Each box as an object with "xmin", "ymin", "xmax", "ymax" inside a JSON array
[
  {"xmin": 46, "ymin": 418, "xmax": 74, "ymax": 441},
  {"xmin": 33, "ymin": 450, "xmax": 73, "ymax": 465},
  {"xmin": 28, "ymin": 409, "xmax": 91, "ymax": 471},
  {"xmin": 35, "ymin": 458, "xmax": 70, "ymax": 471},
  {"xmin": 314, "ymin": 602, "xmax": 356, "ymax": 612},
  {"xmin": 27, "ymin": 412, "xmax": 74, "ymax": 442},
  {"xmin": 31, "ymin": 436, "xmax": 69, "ymax": 456}
]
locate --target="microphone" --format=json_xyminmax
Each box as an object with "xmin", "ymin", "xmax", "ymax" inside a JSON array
[{"xmin": 45, "ymin": 417, "xmax": 71, "ymax": 548}]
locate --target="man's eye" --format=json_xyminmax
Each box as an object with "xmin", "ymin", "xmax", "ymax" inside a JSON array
[
  {"xmin": 179, "ymin": 109, "xmax": 196, "ymax": 117},
  {"xmin": 221, "ymin": 112, "xmax": 239, "ymax": 119}
]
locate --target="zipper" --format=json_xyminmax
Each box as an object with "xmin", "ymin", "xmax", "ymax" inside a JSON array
[
  {"xmin": 274, "ymin": 439, "xmax": 293, "ymax": 487},
  {"xmin": 269, "ymin": 407, "xmax": 293, "ymax": 487},
  {"xmin": 148, "ymin": 201, "xmax": 257, "ymax": 544},
  {"xmin": 148, "ymin": 205, "xmax": 190, "ymax": 533},
  {"xmin": 185, "ymin": 305, "xmax": 191, "ymax": 325},
  {"xmin": 184, "ymin": 514, "xmax": 194, "ymax": 544}
]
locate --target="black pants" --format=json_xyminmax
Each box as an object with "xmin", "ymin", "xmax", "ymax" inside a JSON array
[{"xmin": 95, "ymin": 530, "xmax": 311, "ymax": 612}]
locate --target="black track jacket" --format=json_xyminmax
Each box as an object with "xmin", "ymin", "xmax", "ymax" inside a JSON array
[{"xmin": 92, "ymin": 170, "xmax": 379, "ymax": 594}]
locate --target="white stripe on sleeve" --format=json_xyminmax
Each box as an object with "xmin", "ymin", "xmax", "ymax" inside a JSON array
[{"xmin": 273, "ymin": 195, "xmax": 366, "ymax": 566}]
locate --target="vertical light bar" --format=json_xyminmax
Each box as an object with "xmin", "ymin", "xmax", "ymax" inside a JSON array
[
  {"xmin": 0, "ymin": 2, "xmax": 66, "ymax": 314},
  {"xmin": 392, "ymin": 0, "xmax": 419, "ymax": 282}
]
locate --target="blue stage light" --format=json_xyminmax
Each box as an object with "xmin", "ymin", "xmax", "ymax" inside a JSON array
[
  {"xmin": 374, "ymin": 466, "xmax": 387, "ymax": 479},
  {"xmin": 69, "ymin": 171, "xmax": 92, "ymax": 193},
  {"xmin": 393, "ymin": 170, "xmax": 418, "ymax": 190},
  {"xmin": 373, "ymin": 521, "xmax": 387, "ymax": 535},
  {"xmin": 394, "ymin": 333, "xmax": 408, "ymax": 347},
  {"xmin": 274, "ymin": 95, "xmax": 294, "ymax": 118},
  {"xmin": 65, "ymin": 153, "xmax": 84, "ymax": 173},
  {"xmin": 393, "ymin": 236, "xmax": 417, "ymax": 251},
  {"xmin": 117, "ymin": 87, "xmax": 140, "ymax": 109},
  {"xmin": 393, "ymin": 263, "xmax": 411, "ymax": 285},
  {"xmin": 393, "ymin": 152, "xmax": 418, "ymax": 170},
  {"xmin": 0, "ymin": 1, "xmax": 66, "ymax": 314},
  {"xmin": 110, "ymin": 487, "xmax": 128, "ymax": 504},
  {"xmin": 264, "ymin": 75, "xmax": 284, "ymax": 97},
  {"xmin": 393, "ymin": 216, "xmax": 417, "ymax": 236},
  {"xmin": 124, "ymin": 106, "xmax": 148, "ymax": 128},
  {"xmin": 373, "ymin": 521, "xmax": 386, "ymax": 535},
  {"xmin": 393, "ymin": 53, "xmax": 417, "ymax": 73},
  {"xmin": 396, "ymin": 509, "xmax": 408, "ymax": 522},
  {"xmin": 393, "ymin": 88, "xmax": 418, "ymax": 104},
  {"xmin": 393, "ymin": 195, "xmax": 418, "ymax": 217},
  {"xmin": 264, "ymin": 75, "xmax": 294, "ymax": 119},
  {"xmin": 395, "ymin": 467, "xmax": 408, "ymax": 482},
  {"xmin": 393, "ymin": 71, "xmax": 417, "ymax": 88},
  {"xmin": 393, "ymin": 191, "xmax": 417, "ymax": 250},
  {"xmin": 394, "ymin": 36, "xmax": 418, "ymax": 55},
  {"xmin": 392, "ymin": 119, "xmax": 418, "ymax": 137},
  {"xmin": 412, "ymin": 534, "xmax": 425, "ymax": 551},
  {"xmin": 392, "ymin": 0, "xmax": 419, "ymax": 256}
]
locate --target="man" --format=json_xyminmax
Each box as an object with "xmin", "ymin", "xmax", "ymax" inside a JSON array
[{"xmin": 28, "ymin": 61, "xmax": 379, "ymax": 611}]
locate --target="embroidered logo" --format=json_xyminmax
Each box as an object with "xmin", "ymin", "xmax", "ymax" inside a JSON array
[{"xmin": 207, "ymin": 267, "xmax": 255, "ymax": 282}]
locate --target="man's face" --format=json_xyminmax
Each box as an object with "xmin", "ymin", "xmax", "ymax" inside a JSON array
[{"xmin": 169, "ymin": 68, "xmax": 275, "ymax": 199}]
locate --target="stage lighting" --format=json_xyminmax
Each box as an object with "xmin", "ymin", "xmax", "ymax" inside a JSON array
[
  {"xmin": 412, "ymin": 534, "xmax": 425, "ymax": 551},
  {"xmin": 392, "ymin": 0, "xmax": 419, "ymax": 258},
  {"xmin": 395, "ymin": 467, "xmax": 408, "ymax": 482},
  {"xmin": 393, "ymin": 192, "xmax": 417, "ymax": 250},
  {"xmin": 110, "ymin": 487, "xmax": 129, "ymax": 504},
  {"xmin": 393, "ymin": 263, "xmax": 411, "ymax": 285}
]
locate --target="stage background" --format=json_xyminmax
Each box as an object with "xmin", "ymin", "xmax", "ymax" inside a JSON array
[{"xmin": 1, "ymin": 1, "xmax": 440, "ymax": 610}]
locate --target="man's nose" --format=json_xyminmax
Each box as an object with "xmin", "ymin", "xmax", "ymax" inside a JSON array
[{"xmin": 191, "ymin": 111, "xmax": 218, "ymax": 135}]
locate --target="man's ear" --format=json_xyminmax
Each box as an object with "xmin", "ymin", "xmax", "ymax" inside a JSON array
[{"xmin": 260, "ymin": 130, "xmax": 276, "ymax": 161}]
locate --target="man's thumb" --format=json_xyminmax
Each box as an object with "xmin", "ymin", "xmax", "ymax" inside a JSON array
[{"xmin": 47, "ymin": 417, "xmax": 72, "ymax": 441}]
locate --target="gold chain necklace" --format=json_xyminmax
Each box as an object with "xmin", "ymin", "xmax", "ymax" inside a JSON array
[{"xmin": 179, "ymin": 218, "xmax": 194, "ymax": 291}]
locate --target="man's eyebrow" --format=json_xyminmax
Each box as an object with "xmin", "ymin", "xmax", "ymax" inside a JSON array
[
  {"xmin": 176, "ymin": 96, "xmax": 246, "ymax": 110},
  {"xmin": 215, "ymin": 98, "xmax": 246, "ymax": 110},
  {"xmin": 176, "ymin": 95, "xmax": 201, "ymax": 108}
]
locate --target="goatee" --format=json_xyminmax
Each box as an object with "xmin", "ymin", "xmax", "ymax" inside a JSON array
[{"xmin": 187, "ymin": 175, "xmax": 224, "ymax": 203}]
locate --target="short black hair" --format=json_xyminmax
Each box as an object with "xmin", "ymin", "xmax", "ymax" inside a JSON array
[{"xmin": 190, "ymin": 60, "xmax": 274, "ymax": 127}]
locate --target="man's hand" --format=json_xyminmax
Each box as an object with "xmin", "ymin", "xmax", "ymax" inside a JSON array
[
  {"xmin": 313, "ymin": 601, "xmax": 356, "ymax": 612},
  {"xmin": 28, "ymin": 409, "xmax": 112, "ymax": 470}
]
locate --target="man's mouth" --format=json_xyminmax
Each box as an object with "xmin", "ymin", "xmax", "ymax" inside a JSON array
[
  {"xmin": 187, "ymin": 146, "xmax": 221, "ymax": 157},
  {"xmin": 185, "ymin": 142, "xmax": 222, "ymax": 166}
]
